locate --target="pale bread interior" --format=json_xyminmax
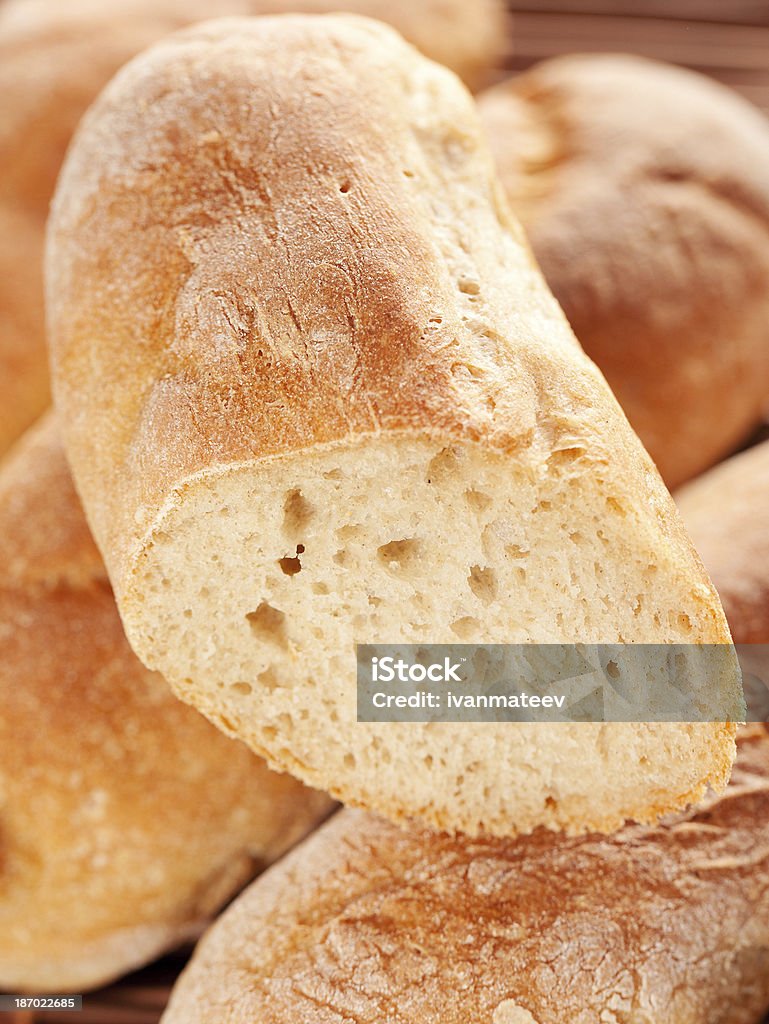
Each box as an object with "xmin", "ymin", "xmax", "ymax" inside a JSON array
[{"xmin": 124, "ymin": 433, "xmax": 736, "ymax": 835}]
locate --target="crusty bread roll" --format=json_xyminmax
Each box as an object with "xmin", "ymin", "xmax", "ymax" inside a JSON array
[
  {"xmin": 48, "ymin": 15, "xmax": 738, "ymax": 838},
  {"xmin": 0, "ymin": 0, "xmax": 504, "ymax": 454},
  {"xmin": 163, "ymin": 724, "xmax": 769, "ymax": 1024},
  {"xmin": 677, "ymin": 440, "xmax": 769, "ymax": 646},
  {"xmin": 478, "ymin": 55, "xmax": 769, "ymax": 488},
  {"xmin": 0, "ymin": 414, "xmax": 334, "ymax": 993}
]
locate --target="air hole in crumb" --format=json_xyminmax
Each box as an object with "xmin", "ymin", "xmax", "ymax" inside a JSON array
[
  {"xmin": 323, "ymin": 468, "xmax": 343, "ymax": 480},
  {"xmin": 344, "ymin": 753, "xmax": 356, "ymax": 769},
  {"xmin": 545, "ymin": 796, "xmax": 557, "ymax": 810},
  {"xmin": 465, "ymin": 489, "xmax": 492, "ymax": 514},
  {"xmin": 217, "ymin": 714, "xmax": 238, "ymax": 733},
  {"xmin": 313, "ymin": 582, "xmax": 330, "ymax": 595},
  {"xmin": 427, "ymin": 446, "xmax": 460, "ymax": 484},
  {"xmin": 606, "ymin": 660, "xmax": 620, "ymax": 680},
  {"xmin": 336, "ymin": 524, "xmax": 363, "ymax": 542},
  {"xmin": 403, "ymin": 169, "xmax": 414, "ymax": 178},
  {"xmin": 606, "ymin": 496, "xmax": 626, "ymax": 516},
  {"xmin": 246, "ymin": 602, "xmax": 287, "ymax": 647},
  {"xmin": 505, "ymin": 544, "xmax": 528, "ymax": 560},
  {"xmin": 458, "ymin": 277, "xmax": 480, "ymax": 296},
  {"xmin": 548, "ymin": 446, "xmax": 586, "ymax": 468},
  {"xmin": 339, "ymin": 179, "xmax": 352, "ymax": 194},
  {"xmin": 282, "ymin": 488, "xmax": 314, "ymax": 538},
  {"xmin": 468, "ymin": 565, "xmax": 497, "ymax": 604},
  {"xmin": 258, "ymin": 666, "xmax": 282, "ymax": 692},
  {"xmin": 230, "ymin": 681, "xmax": 253, "ymax": 696},
  {"xmin": 333, "ymin": 550, "xmax": 348, "ymax": 566},
  {"xmin": 377, "ymin": 538, "xmax": 421, "ymax": 573},
  {"xmin": 677, "ymin": 612, "xmax": 693, "ymax": 633},
  {"xmin": 278, "ymin": 556, "xmax": 301, "ymax": 576},
  {"xmin": 279, "ymin": 544, "xmax": 304, "ymax": 576},
  {"xmin": 451, "ymin": 616, "xmax": 480, "ymax": 640}
]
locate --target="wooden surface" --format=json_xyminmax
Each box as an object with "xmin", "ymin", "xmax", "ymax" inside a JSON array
[
  {"xmin": 7, "ymin": 2, "xmax": 769, "ymax": 1022},
  {"xmin": 502, "ymin": 1, "xmax": 769, "ymax": 114},
  {"xmin": 10, "ymin": 955, "xmax": 188, "ymax": 1024}
]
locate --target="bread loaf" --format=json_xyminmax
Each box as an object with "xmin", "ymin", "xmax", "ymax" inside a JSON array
[
  {"xmin": 677, "ymin": 440, "xmax": 769, "ymax": 645},
  {"xmin": 0, "ymin": 0, "xmax": 504, "ymax": 454},
  {"xmin": 0, "ymin": 414, "xmax": 334, "ymax": 993},
  {"xmin": 162, "ymin": 724, "xmax": 769, "ymax": 1024},
  {"xmin": 48, "ymin": 15, "xmax": 738, "ymax": 838},
  {"xmin": 478, "ymin": 55, "xmax": 769, "ymax": 488}
]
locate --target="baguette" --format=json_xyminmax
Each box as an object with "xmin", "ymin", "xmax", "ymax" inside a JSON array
[
  {"xmin": 162, "ymin": 725, "xmax": 769, "ymax": 1024},
  {"xmin": 47, "ymin": 15, "xmax": 739, "ymax": 837},
  {"xmin": 478, "ymin": 55, "xmax": 769, "ymax": 488},
  {"xmin": 0, "ymin": 0, "xmax": 504, "ymax": 454},
  {"xmin": 0, "ymin": 414, "xmax": 334, "ymax": 993}
]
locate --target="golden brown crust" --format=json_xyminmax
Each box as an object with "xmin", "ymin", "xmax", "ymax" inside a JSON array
[
  {"xmin": 163, "ymin": 726, "xmax": 769, "ymax": 1024},
  {"xmin": 0, "ymin": 0, "xmax": 504, "ymax": 455},
  {"xmin": 47, "ymin": 17, "xmax": 727, "ymax": 632},
  {"xmin": 478, "ymin": 54, "xmax": 769, "ymax": 488},
  {"xmin": 0, "ymin": 415, "xmax": 334, "ymax": 992},
  {"xmin": 677, "ymin": 441, "xmax": 769, "ymax": 645}
]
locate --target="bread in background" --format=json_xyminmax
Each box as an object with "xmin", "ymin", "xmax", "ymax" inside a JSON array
[
  {"xmin": 677, "ymin": 440, "xmax": 769, "ymax": 720},
  {"xmin": 162, "ymin": 738, "xmax": 769, "ymax": 1024},
  {"xmin": 47, "ymin": 15, "xmax": 738, "ymax": 838},
  {"xmin": 0, "ymin": 414, "xmax": 334, "ymax": 993},
  {"xmin": 0, "ymin": 0, "xmax": 506, "ymax": 455},
  {"xmin": 479, "ymin": 55, "xmax": 769, "ymax": 488},
  {"xmin": 678, "ymin": 439, "xmax": 769, "ymax": 645}
]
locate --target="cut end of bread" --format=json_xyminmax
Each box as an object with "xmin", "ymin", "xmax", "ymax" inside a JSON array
[{"xmin": 120, "ymin": 431, "xmax": 738, "ymax": 836}]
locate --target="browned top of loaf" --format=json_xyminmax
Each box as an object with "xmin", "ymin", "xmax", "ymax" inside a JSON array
[
  {"xmin": 0, "ymin": 0, "xmax": 503, "ymax": 456},
  {"xmin": 48, "ymin": 15, "xmax": 720, "ymax": 628},
  {"xmin": 677, "ymin": 440, "xmax": 769, "ymax": 644},
  {"xmin": 0, "ymin": 414, "xmax": 332, "ymax": 981},
  {"xmin": 0, "ymin": 0, "xmax": 504, "ymax": 218},
  {"xmin": 165, "ymin": 724, "xmax": 769, "ymax": 1024},
  {"xmin": 478, "ymin": 54, "xmax": 769, "ymax": 487}
]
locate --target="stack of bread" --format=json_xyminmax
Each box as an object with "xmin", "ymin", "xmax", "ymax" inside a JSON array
[{"xmin": 3, "ymin": 2, "xmax": 769, "ymax": 1021}]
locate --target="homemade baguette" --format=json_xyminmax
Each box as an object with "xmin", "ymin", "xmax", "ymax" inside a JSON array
[
  {"xmin": 163, "ymin": 724, "xmax": 769, "ymax": 1024},
  {"xmin": 478, "ymin": 55, "xmax": 769, "ymax": 488},
  {"xmin": 0, "ymin": 0, "xmax": 504, "ymax": 454},
  {"xmin": 48, "ymin": 15, "xmax": 738, "ymax": 837},
  {"xmin": 0, "ymin": 414, "xmax": 333, "ymax": 993}
]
